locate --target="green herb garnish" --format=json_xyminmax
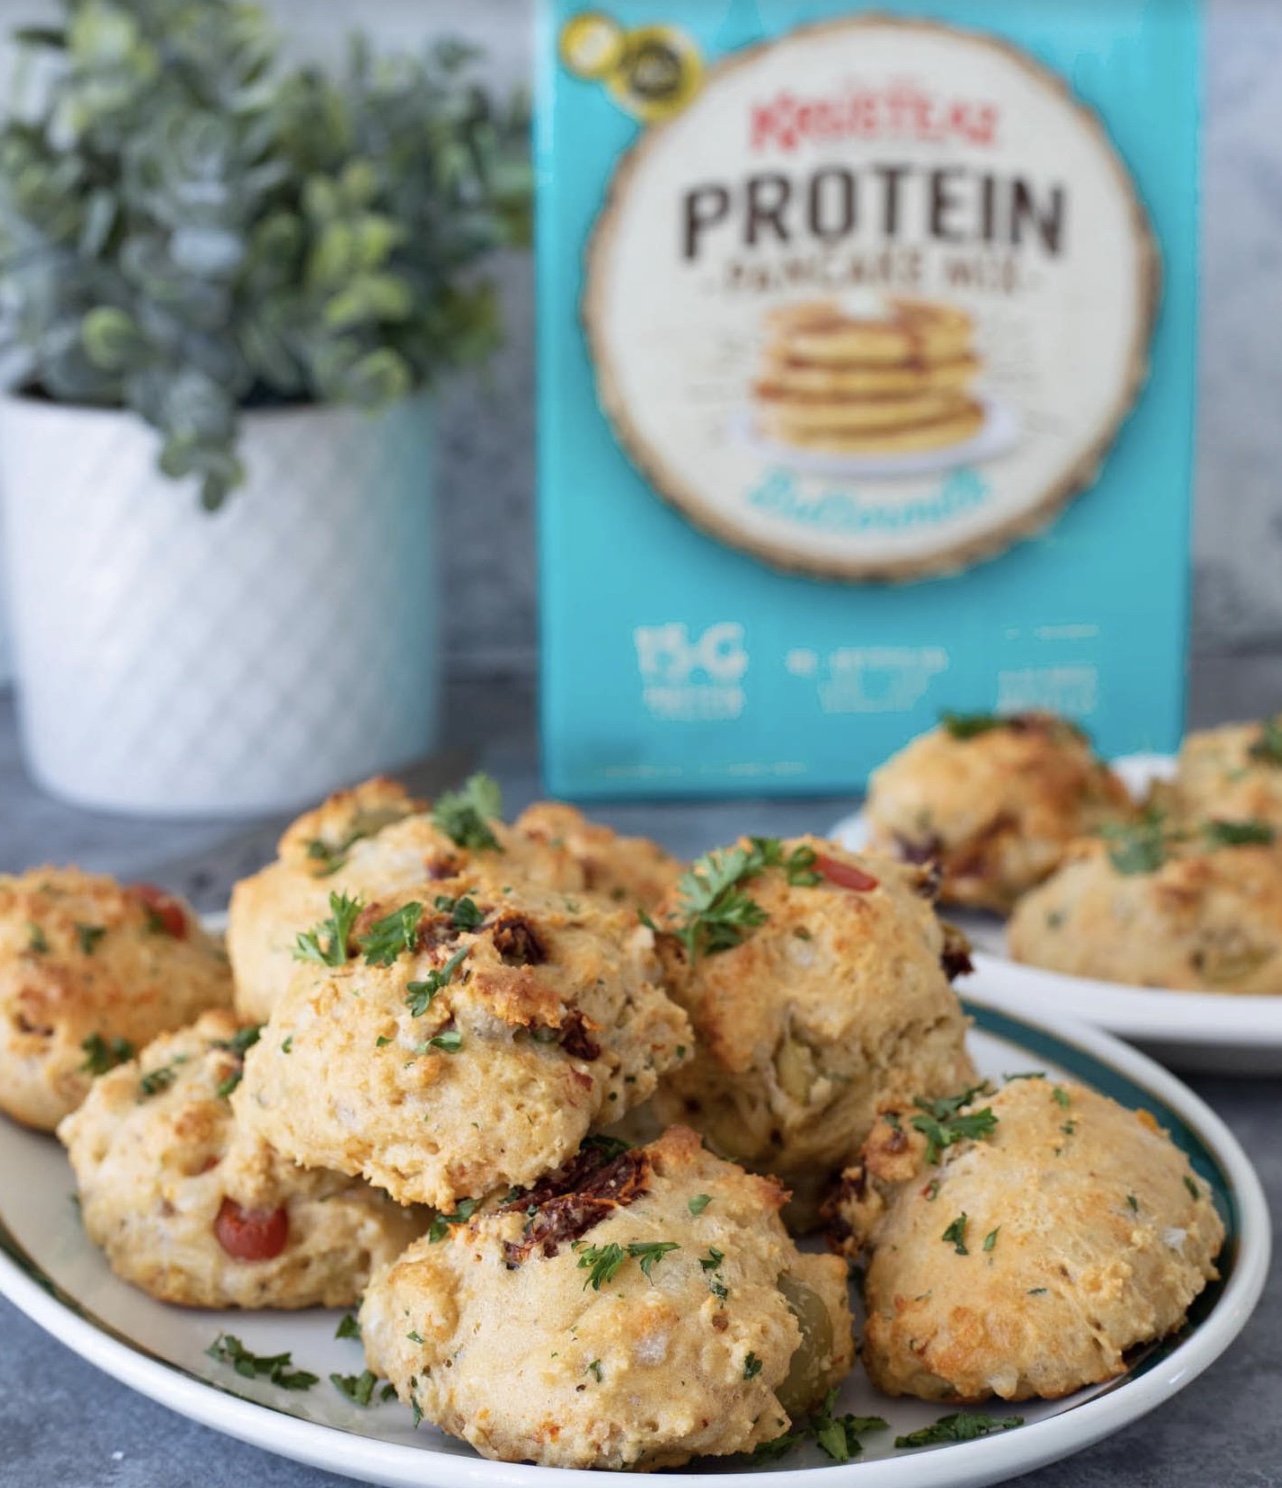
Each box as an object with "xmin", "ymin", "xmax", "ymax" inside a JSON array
[
  {"xmin": 206, "ymin": 1334, "xmax": 317, "ymax": 1391},
  {"xmin": 895, "ymin": 1412, "xmax": 1024, "ymax": 1449},
  {"xmin": 743, "ymin": 1352, "xmax": 763, "ymax": 1380},
  {"xmin": 629, "ymin": 1241, "xmax": 679, "ymax": 1279},
  {"xmin": 1203, "ymin": 819, "xmax": 1277, "ymax": 848},
  {"xmin": 434, "ymin": 894, "xmax": 485, "ymax": 930},
  {"xmin": 26, "ymin": 922, "xmax": 48, "ymax": 954},
  {"xmin": 754, "ymin": 1388, "xmax": 888, "ymax": 1464},
  {"xmin": 406, "ymin": 947, "xmax": 469, "ymax": 1016},
  {"xmin": 424, "ymin": 1028, "xmax": 463, "ymax": 1054},
  {"xmin": 1103, "ymin": 808, "xmax": 1170, "ymax": 876},
  {"xmin": 586, "ymin": 1360, "xmax": 603, "ymax": 1382},
  {"xmin": 911, "ymin": 1084, "xmax": 997, "ymax": 1164},
  {"xmin": 335, "ymin": 1314, "xmax": 361, "ymax": 1340},
  {"xmin": 1052, "ymin": 1086, "xmax": 1070, "ymax": 1108},
  {"xmin": 941, "ymin": 711, "xmax": 1005, "ymax": 740},
  {"xmin": 1184, "ymin": 1176, "xmax": 1200, "ymax": 1201},
  {"xmin": 663, "ymin": 835, "xmax": 818, "ymax": 961},
  {"xmin": 138, "ymin": 1054, "xmax": 189, "ymax": 1098},
  {"xmin": 358, "ymin": 902, "xmax": 423, "ymax": 967},
  {"xmin": 80, "ymin": 1033, "xmax": 134, "ymax": 1076},
  {"xmin": 294, "ymin": 891, "xmax": 363, "ymax": 967},
  {"xmin": 983, "ymin": 1227, "xmax": 1000, "ymax": 1253},
  {"xmin": 428, "ymin": 1198, "xmax": 480, "ymax": 1243},
  {"xmin": 687, "ymin": 1194, "xmax": 712, "ymax": 1215},
  {"xmin": 330, "ymin": 1370, "xmax": 378, "ymax": 1407},
  {"xmin": 1248, "ymin": 717, "xmax": 1282, "ymax": 767},
  {"xmin": 576, "ymin": 1242, "xmax": 628, "ymax": 1290},
  {"xmin": 942, "ymin": 1213, "xmax": 969, "ymax": 1255},
  {"xmin": 214, "ymin": 1025, "xmax": 263, "ymax": 1057},
  {"xmin": 75, "ymin": 924, "xmax": 107, "ymax": 956},
  {"xmin": 432, "ymin": 774, "xmax": 503, "ymax": 851}
]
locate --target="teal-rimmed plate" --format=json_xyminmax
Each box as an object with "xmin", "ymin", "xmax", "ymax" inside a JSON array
[{"xmin": 0, "ymin": 997, "xmax": 1269, "ymax": 1488}]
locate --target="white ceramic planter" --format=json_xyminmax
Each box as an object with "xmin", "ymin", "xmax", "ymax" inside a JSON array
[{"xmin": 0, "ymin": 394, "xmax": 440, "ymax": 815}]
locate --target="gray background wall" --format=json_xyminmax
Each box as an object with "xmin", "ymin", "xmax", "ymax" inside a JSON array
[{"xmin": 1, "ymin": 0, "xmax": 1279, "ymax": 680}]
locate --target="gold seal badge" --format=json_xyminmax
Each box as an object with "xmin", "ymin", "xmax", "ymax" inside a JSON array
[
  {"xmin": 559, "ymin": 13, "xmax": 626, "ymax": 81},
  {"xmin": 608, "ymin": 26, "xmax": 704, "ymax": 122}
]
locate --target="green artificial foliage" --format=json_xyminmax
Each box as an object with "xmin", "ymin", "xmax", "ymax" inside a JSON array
[{"xmin": 0, "ymin": 0, "xmax": 531, "ymax": 509}]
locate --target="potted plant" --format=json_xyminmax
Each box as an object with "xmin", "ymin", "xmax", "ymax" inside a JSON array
[{"xmin": 0, "ymin": 0, "xmax": 529, "ymax": 814}]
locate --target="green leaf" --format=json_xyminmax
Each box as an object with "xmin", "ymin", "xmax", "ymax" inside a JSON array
[
  {"xmin": 340, "ymin": 347, "xmax": 414, "ymax": 408},
  {"xmin": 895, "ymin": 1413, "xmax": 1024, "ymax": 1449},
  {"xmin": 1203, "ymin": 819, "xmax": 1276, "ymax": 848},
  {"xmin": 323, "ymin": 274, "xmax": 415, "ymax": 332},
  {"xmin": 940, "ymin": 711, "xmax": 1004, "ymax": 740},
  {"xmin": 432, "ymin": 775, "xmax": 503, "ymax": 851},
  {"xmin": 1248, "ymin": 718, "xmax": 1282, "ymax": 767},
  {"xmin": 357, "ymin": 902, "xmax": 423, "ymax": 967},
  {"xmin": 405, "ymin": 946, "xmax": 470, "ymax": 1016},
  {"xmin": 82, "ymin": 307, "xmax": 146, "ymax": 373},
  {"xmin": 80, "ymin": 1032, "xmax": 133, "ymax": 1075},
  {"xmin": 207, "ymin": 1334, "xmax": 318, "ymax": 1391},
  {"xmin": 294, "ymin": 891, "xmax": 363, "ymax": 968}
]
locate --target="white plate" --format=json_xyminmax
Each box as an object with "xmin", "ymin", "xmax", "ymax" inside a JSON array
[
  {"xmin": 829, "ymin": 754, "xmax": 1282, "ymax": 1074},
  {"xmin": 731, "ymin": 398, "xmax": 1022, "ymax": 480},
  {"xmin": 0, "ymin": 998, "xmax": 1269, "ymax": 1488}
]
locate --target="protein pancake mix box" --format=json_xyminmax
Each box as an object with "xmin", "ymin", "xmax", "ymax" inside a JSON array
[{"xmin": 537, "ymin": 0, "xmax": 1202, "ymax": 798}]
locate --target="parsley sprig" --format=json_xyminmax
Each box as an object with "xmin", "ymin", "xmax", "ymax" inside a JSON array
[
  {"xmin": 294, "ymin": 891, "xmax": 363, "ymax": 967},
  {"xmin": 80, "ymin": 1033, "xmax": 134, "ymax": 1076},
  {"xmin": 753, "ymin": 1389, "xmax": 889, "ymax": 1463},
  {"xmin": 75, "ymin": 923, "xmax": 107, "ymax": 956},
  {"xmin": 1203, "ymin": 819, "xmax": 1276, "ymax": 848},
  {"xmin": 910, "ymin": 1085, "xmax": 998, "ymax": 1165},
  {"xmin": 575, "ymin": 1240, "xmax": 680, "ymax": 1290},
  {"xmin": 432, "ymin": 774, "xmax": 503, "ymax": 851},
  {"xmin": 405, "ymin": 946, "xmax": 469, "ymax": 1016},
  {"xmin": 895, "ymin": 1412, "xmax": 1024, "ymax": 1449},
  {"xmin": 358, "ymin": 902, "xmax": 423, "ymax": 967},
  {"xmin": 1248, "ymin": 717, "xmax": 1282, "ymax": 767},
  {"xmin": 941, "ymin": 711, "xmax": 1005, "ymax": 740},
  {"xmin": 330, "ymin": 1369, "xmax": 379, "ymax": 1407},
  {"xmin": 428, "ymin": 1198, "xmax": 481, "ymax": 1243},
  {"xmin": 138, "ymin": 1054, "xmax": 190, "ymax": 1099},
  {"xmin": 206, "ymin": 1334, "xmax": 318, "ymax": 1391},
  {"xmin": 434, "ymin": 894, "xmax": 485, "ymax": 930},
  {"xmin": 663, "ymin": 838, "xmax": 818, "ymax": 961}
]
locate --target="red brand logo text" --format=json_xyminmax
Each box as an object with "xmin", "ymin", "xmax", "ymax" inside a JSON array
[{"xmin": 751, "ymin": 82, "xmax": 1000, "ymax": 154}]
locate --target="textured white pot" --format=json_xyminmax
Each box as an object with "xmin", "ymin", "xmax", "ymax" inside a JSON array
[{"xmin": 0, "ymin": 394, "xmax": 440, "ymax": 815}]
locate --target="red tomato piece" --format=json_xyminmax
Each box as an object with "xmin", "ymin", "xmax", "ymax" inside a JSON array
[
  {"xmin": 814, "ymin": 854, "xmax": 879, "ymax": 893},
  {"xmin": 213, "ymin": 1198, "xmax": 289, "ymax": 1261},
  {"xmin": 130, "ymin": 883, "xmax": 188, "ymax": 940}
]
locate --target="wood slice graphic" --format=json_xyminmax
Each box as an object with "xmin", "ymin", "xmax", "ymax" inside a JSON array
[{"xmin": 582, "ymin": 16, "xmax": 1159, "ymax": 583}]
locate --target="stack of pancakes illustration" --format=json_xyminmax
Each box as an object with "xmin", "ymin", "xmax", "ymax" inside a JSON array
[{"xmin": 754, "ymin": 296, "xmax": 985, "ymax": 457}]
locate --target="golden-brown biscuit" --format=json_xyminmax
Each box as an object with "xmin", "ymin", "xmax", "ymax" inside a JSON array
[
  {"xmin": 1163, "ymin": 717, "xmax": 1282, "ymax": 833},
  {"xmin": 360, "ymin": 1126, "xmax": 853, "ymax": 1469},
  {"xmin": 235, "ymin": 882, "xmax": 691, "ymax": 1209},
  {"xmin": 866, "ymin": 713, "xmax": 1133, "ymax": 913},
  {"xmin": 646, "ymin": 837, "xmax": 976, "ymax": 1220},
  {"xmin": 227, "ymin": 776, "xmax": 586, "ymax": 1024},
  {"xmin": 513, "ymin": 801, "xmax": 683, "ymax": 911},
  {"xmin": 58, "ymin": 1010, "xmax": 426, "ymax": 1308},
  {"xmin": 1008, "ymin": 827, "xmax": 1282, "ymax": 993},
  {"xmin": 827, "ymin": 1078, "xmax": 1224, "ymax": 1402},
  {"xmin": 0, "ymin": 868, "xmax": 232, "ymax": 1131}
]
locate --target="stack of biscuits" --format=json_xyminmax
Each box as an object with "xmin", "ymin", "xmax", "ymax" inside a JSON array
[{"xmin": 754, "ymin": 296, "xmax": 984, "ymax": 457}]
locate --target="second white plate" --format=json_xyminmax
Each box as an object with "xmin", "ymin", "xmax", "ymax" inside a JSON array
[{"xmin": 829, "ymin": 754, "xmax": 1282, "ymax": 1073}]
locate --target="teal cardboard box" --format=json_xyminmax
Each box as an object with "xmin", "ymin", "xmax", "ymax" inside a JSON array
[{"xmin": 537, "ymin": 1, "xmax": 1201, "ymax": 798}]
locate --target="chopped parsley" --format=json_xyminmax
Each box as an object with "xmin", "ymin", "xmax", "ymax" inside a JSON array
[
  {"xmin": 428, "ymin": 1198, "xmax": 480, "ymax": 1242},
  {"xmin": 214, "ymin": 1025, "xmax": 263, "ymax": 1057},
  {"xmin": 80, "ymin": 1033, "xmax": 134, "ymax": 1076},
  {"xmin": 330, "ymin": 1369, "xmax": 379, "ymax": 1407},
  {"xmin": 699, "ymin": 1248, "xmax": 724, "ymax": 1272},
  {"xmin": 432, "ymin": 774, "xmax": 503, "ymax": 851},
  {"xmin": 1028, "ymin": 1287, "xmax": 1048, "ymax": 1296},
  {"xmin": 406, "ymin": 1330, "xmax": 424, "ymax": 1344},
  {"xmin": 1102, "ymin": 809, "xmax": 1170, "ymax": 876},
  {"xmin": 335, "ymin": 1314, "xmax": 361, "ymax": 1340},
  {"xmin": 575, "ymin": 1240, "xmax": 679, "ymax": 1289},
  {"xmin": 358, "ymin": 902, "xmax": 423, "ymax": 967},
  {"xmin": 743, "ymin": 1352, "xmax": 763, "ymax": 1380},
  {"xmin": 895, "ymin": 1412, "xmax": 1024, "ymax": 1449},
  {"xmin": 662, "ymin": 837, "xmax": 816, "ymax": 961},
  {"xmin": 1248, "ymin": 717, "xmax": 1282, "ymax": 766},
  {"xmin": 629, "ymin": 1241, "xmax": 679, "ymax": 1278},
  {"xmin": 911, "ymin": 1084, "xmax": 998, "ymax": 1164},
  {"xmin": 687, "ymin": 1194, "xmax": 712, "ymax": 1215},
  {"xmin": 75, "ymin": 923, "xmax": 106, "ymax": 956},
  {"xmin": 406, "ymin": 947, "xmax": 469, "ymax": 1016},
  {"xmin": 941, "ymin": 711, "xmax": 1005, "ymax": 740},
  {"xmin": 1203, "ymin": 818, "xmax": 1276, "ymax": 848},
  {"xmin": 138, "ymin": 1054, "xmax": 189, "ymax": 1098},
  {"xmin": 1004, "ymin": 1071, "xmax": 1046, "ymax": 1082},
  {"xmin": 924, "ymin": 1178, "xmax": 941, "ymax": 1202},
  {"xmin": 26, "ymin": 922, "xmax": 48, "ymax": 954},
  {"xmin": 586, "ymin": 1360, "xmax": 603, "ymax": 1382},
  {"xmin": 1184, "ymin": 1176, "xmax": 1200, "ymax": 1201},
  {"xmin": 1127, "ymin": 1193, "xmax": 1139, "ymax": 1212},
  {"xmin": 216, "ymin": 1070, "xmax": 244, "ymax": 1100},
  {"xmin": 1052, "ymin": 1086, "xmax": 1070, "ymax": 1108},
  {"xmin": 424, "ymin": 1028, "xmax": 463, "ymax": 1055},
  {"xmin": 434, "ymin": 894, "xmax": 485, "ymax": 930},
  {"xmin": 206, "ymin": 1334, "xmax": 317, "ymax": 1390},
  {"xmin": 294, "ymin": 891, "xmax": 363, "ymax": 968},
  {"xmin": 983, "ymin": 1227, "xmax": 1000, "ymax": 1253},
  {"xmin": 753, "ymin": 1389, "xmax": 888, "ymax": 1463},
  {"xmin": 576, "ymin": 1242, "xmax": 628, "ymax": 1290},
  {"xmin": 942, "ymin": 1213, "xmax": 969, "ymax": 1255},
  {"xmin": 281, "ymin": 1036, "xmax": 294, "ymax": 1054},
  {"xmin": 583, "ymin": 1134, "xmax": 632, "ymax": 1160}
]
